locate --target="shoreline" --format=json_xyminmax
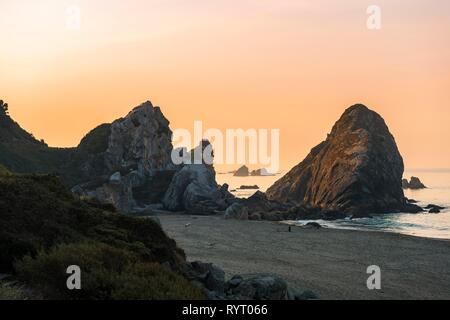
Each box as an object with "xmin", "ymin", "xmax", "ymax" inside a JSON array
[
  {"xmin": 159, "ymin": 214, "xmax": 450, "ymax": 300},
  {"xmin": 281, "ymin": 219, "xmax": 450, "ymax": 242}
]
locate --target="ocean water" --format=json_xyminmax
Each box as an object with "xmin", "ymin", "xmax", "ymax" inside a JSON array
[{"xmin": 216, "ymin": 169, "xmax": 450, "ymax": 240}]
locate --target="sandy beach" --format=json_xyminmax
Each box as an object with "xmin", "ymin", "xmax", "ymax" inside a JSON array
[{"xmin": 159, "ymin": 214, "xmax": 450, "ymax": 300}]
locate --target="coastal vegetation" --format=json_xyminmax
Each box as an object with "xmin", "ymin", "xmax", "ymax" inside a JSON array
[{"xmin": 0, "ymin": 169, "xmax": 204, "ymax": 299}]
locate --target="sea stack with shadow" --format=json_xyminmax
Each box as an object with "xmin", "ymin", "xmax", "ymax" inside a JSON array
[
  {"xmin": 266, "ymin": 104, "xmax": 421, "ymax": 217},
  {"xmin": 70, "ymin": 101, "xmax": 177, "ymax": 212},
  {"xmin": 234, "ymin": 165, "xmax": 250, "ymax": 176},
  {"xmin": 402, "ymin": 176, "xmax": 427, "ymax": 189},
  {"xmin": 162, "ymin": 140, "xmax": 235, "ymax": 214}
]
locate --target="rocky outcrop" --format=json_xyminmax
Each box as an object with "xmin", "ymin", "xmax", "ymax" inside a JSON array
[
  {"xmin": 429, "ymin": 207, "xmax": 440, "ymax": 213},
  {"xmin": 162, "ymin": 141, "xmax": 234, "ymax": 214},
  {"xmin": 402, "ymin": 176, "xmax": 427, "ymax": 189},
  {"xmin": 163, "ymin": 164, "xmax": 229, "ymax": 214},
  {"xmin": 228, "ymin": 274, "xmax": 288, "ymax": 300},
  {"xmin": 402, "ymin": 179, "xmax": 410, "ymax": 189},
  {"xmin": 71, "ymin": 101, "xmax": 176, "ymax": 212},
  {"xmin": 222, "ymin": 191, "xmax": 290, "ymax": 221},
  {"xmin": 266, "ymin": 104, "xmax": 413, "ymax": 216},
  {"xmin": 186, "ymin": 261, "xmax": 316, "ymax": 300},
  {"xmin": 426, "ymin": 204, "xmax": 445, "ymax": 213},
  {"xmin": 234, "ymin": 165, "xmax": 249, "ymax": 176},
  {"xmin": 238, "ymin": 185, "xmax": 259, "ymax": 190},
  {"xmin": 1, "ymin": 99, "xmax": 232, "ymax": 214},
  {"xmin": 224, "ymin": 203, "xmax": 249, "ymax": 220},
  {"xmin": 250, "ymin": 168, "xmax": 274, "ymax": 176}
]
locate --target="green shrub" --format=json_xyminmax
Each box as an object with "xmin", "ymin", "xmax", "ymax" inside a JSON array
[
  {"xmin": 0, "ymin": 173, "xmax": 202, "ymax": 300},
  {"xmin": 16, "ymin": 243, "xmax": 204, "ymax": 300},
  {"xmin": 0, "ymin": 284, "xmax": 30, "ymax": 300},
  {"xmin": 0, "ymin": 174, "xmax": 185, "ymax": 272},
  {"xmin": 77, "ymin": 123, "xmax": 111, "ymax": 155},
  {"xmin": 0, "ymin": 164, "xmax": 10, "ymax": 176}
]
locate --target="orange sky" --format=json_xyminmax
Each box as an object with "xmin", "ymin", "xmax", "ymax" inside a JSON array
[{"xmin": 1, "ymin": 0, "xmax": 449, "ymax": 170}]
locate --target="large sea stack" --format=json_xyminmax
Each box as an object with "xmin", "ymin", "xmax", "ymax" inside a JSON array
[
  {"xmin": 266, "ymin": 104, "xmax": 408, "ymax": 215},
  {"xmin": 163, "ymin": 140, "xmax": 234, "ymax": 214},
  {"xmin": 70, "ymin": 101, "xmax": 177, "ymax": 212}
]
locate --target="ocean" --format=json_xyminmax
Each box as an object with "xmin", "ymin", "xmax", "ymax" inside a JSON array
[{"xmin": 216, "ymin": 169, "xmax": 450, "ymax": 240}]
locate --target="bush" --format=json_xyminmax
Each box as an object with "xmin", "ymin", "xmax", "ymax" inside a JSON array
[
  {"xmin": 0, "ymin": 174, "xmax": 185, "ymax": 272},
  {"xmin": 0, "ymin": 164, "xmax": 10, "ymax": 176},
  {"xmin": 0, "ymin": 173, "xmax": 202, "ymax": 300},
  {"xmin": 16, "ymin": 243, "xmax": 204, "ymax": 300},
  {"xmin": 0, "ymin": 284, "xmax": 30, "ymax": 300}
]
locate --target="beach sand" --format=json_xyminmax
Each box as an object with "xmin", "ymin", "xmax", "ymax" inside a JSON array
[{"xmin": 159, "ymin": 214, "xmax": 450, "ymax": 300}]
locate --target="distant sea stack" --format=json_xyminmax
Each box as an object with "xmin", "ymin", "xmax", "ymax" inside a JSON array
[
  {"xmin": 402, "ymin": 176, "xmax": 427, "ymax": 189},
  {"xmin": 250, "ymin": 168, "xmax": 274, "ymax": 176},
  {"xmin": 234, "ymin": 165, "xmax": 249, "ymax": 176},
  {"xmin": 266, "ymin": 104, "xmax": 408, "ymax": 215}
]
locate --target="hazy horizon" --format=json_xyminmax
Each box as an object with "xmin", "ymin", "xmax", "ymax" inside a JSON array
[{"xmin": 1, "ymin": 0, "xmax": 449, "ymax": 170}]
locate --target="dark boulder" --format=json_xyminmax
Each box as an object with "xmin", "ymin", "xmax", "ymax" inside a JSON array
[
  {"xmin": 227, "ymin": 275, "xmax": 243, "ymax": 289},
  {"xmin": 429, "ymin": 207, "xmax": 440, "ymax": 213},
  {"xmin": 426, "ymin": 204, "xmax": 444, "ymax": 213},
  {"xmin": 186, "ymin": 262, "xmax": 301, "ymax": 300},
  {"xmin": 403, "ymin": 203, "xmax": 424, "ymax": 213},
  {"xmin": 238, "ymin": 185, "xmax": 259, "ymax": 190},
  {"xmin": 244, "ymin": 191, "xmax": 285, "ymax": 212},
  {"xmin": 163, "ymin": 141, "xmax": 234, "ymax": 214},
  {"xmin": 248, "ymin": 212, "xmax": 262, "ymax": 221},
  {"xmin": 305, "ymin": 222, "xmax": 322, "ymax": 229},
  {"xmin": 224, "ymin": 203, "xmax": 249, "ymax": 220},
  {"xmin": 425, "ymin": 204, "xmax": 444, "ymax": 210},
  {"xmin": 229, "ymin": 274, "xmax": 288, "ymax": 300},
  {"xmin": 294, "ymin": 290, "xmax": 319, "ymax": 300}
]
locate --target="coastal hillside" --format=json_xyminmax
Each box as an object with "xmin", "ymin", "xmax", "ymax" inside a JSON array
[
  {"xmin": 0, "ymin": 100, "xmax": 232, "ymax": 214},
  {"xmin": 0, "ymin": 168, "xmax": 203, "ymax": 299},
  {"xmin": 0, "ymin": 101, "xmax": 175, "ymax": 211},
  {"xmin": 0, "ymin": 103, "xmax": 71, "ymax": 174}
]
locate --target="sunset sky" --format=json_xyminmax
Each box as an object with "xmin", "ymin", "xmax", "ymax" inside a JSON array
[{"xmin": 1, "ymin": 0, "xmax": 449, "ymax": 171}]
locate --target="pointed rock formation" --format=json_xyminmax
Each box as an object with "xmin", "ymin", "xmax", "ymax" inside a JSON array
[
  {"xmin": 402, "ymin": 176, "xmax": 426, "ymax": 189},
  {"xmin": 71, "ymin": 101, "xmax": 176, "ymax": 212},
  {"xmin": 234, "ymin": 165, "xmax": 249, "ymax": 176},
  {"xmin": 266, "ymin": 104, "xmax": 410, "ymax": 215},
  {"xmin": 163, "ymin": 140, "xmax": 234, "ymax": 214}
]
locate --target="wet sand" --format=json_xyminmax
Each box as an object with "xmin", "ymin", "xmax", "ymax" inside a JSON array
[{"xmin": 159, "ymin": 214, "xmax": 450, "ymax": 300}]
